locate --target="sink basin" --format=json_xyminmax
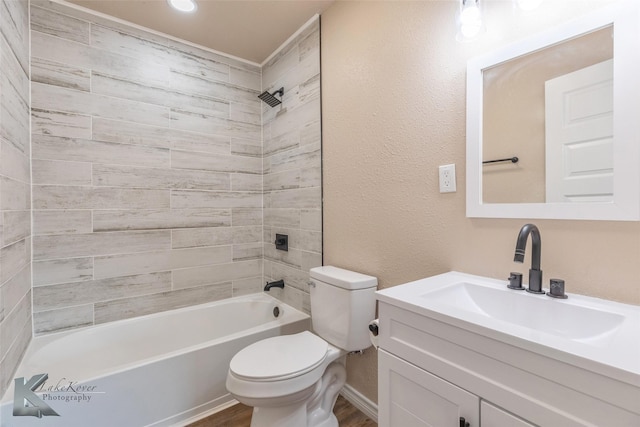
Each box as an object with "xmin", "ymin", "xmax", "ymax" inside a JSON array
[
  {"xmin": 422, "ymin": 281, "xmax": 625, "ymax": 341},
  {"xmin": 376, "ymin": 271, "xmax": 640, "ymax": 378}
]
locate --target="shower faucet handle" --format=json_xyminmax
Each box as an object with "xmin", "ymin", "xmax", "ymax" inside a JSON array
[{"xmin": 274, "ymin": 233, "xmax": 288, "ymax": 251}]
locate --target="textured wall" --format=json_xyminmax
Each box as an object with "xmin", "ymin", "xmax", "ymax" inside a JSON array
[
  {"xmin": 321, "ymin": 0, "xmax": 638, "ymax": 404},
  {"xmin": 30, "ymin": 1, "xmax": 264, "ymax": 334},
  {"xmin": 261, "ymin": 19, "xmax": 322, "ymax": 313},
  {"xmin": 0, "ymin": 0, "xmax": 31, "ymax": 397}
]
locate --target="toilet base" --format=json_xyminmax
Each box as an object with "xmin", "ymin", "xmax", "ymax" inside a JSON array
[
  {"xmin": 249, "ymin": 403, "xmax": 338, "ymax": 427},
  {"xmin": 312, "ymin": 413, "xmax": 338, "ymax": 427},
  {"xmin": 246, "ymin": 360, "xmax": 346, "ymax": 427},
  {"xmin": 306, "ymin": 360, "xmax": 345, "ymax": 427},
  {"xmin": 250, "ymin": 402, "xmax": 308, "ymax": 427},
  {"xmin": 248, "ymin": 396, "xmax": 340, "ymax": 427}
]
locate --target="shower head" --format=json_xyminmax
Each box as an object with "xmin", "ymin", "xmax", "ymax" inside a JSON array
[{"xmin": 258, "ymin": 87, "xmax": 284, "ymax": 107}]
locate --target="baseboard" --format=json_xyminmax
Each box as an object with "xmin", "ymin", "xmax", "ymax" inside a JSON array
[
  {"xmin": 340, "ymin": 384, "xmax": 378, "ymax": 423},
  {"xmin": 166, "ymin": 396, "xmax": 238, "ymax": 427}
]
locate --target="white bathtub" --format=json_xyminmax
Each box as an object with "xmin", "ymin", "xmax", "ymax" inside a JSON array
[{"xmin": 1, "ymin": 293, "xmax": 310, "ymax": 427}]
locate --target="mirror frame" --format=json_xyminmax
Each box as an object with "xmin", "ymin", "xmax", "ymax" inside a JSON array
[{"xmin": 466, "ymin": 1, "xmax": 640, "ymax": 221}]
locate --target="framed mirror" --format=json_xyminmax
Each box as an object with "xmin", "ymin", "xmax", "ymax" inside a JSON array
[{"xmin": 466, "ymin": 0, "xmax": 640, "ymax": 220}]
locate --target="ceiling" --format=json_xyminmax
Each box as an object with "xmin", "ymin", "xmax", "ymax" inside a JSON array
[{"xmin": 66, "ymin": 0, "xmax": 335, "ymax": 64}]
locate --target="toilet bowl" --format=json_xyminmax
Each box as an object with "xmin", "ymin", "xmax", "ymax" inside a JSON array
[
  {"xmin": 225, "ymin": 266, "xmax": 378, "ymax": 427},
  {"xmin": 226, "ymin": 331, "xmax": 346, "ymax": 427}
]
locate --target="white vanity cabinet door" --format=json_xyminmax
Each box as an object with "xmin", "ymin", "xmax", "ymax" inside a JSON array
[
  {"xmin": 481, "ymin": 401, "xmax": 536, "ymax": 427},
  {"xmin": 379, "ymin": 349, "xmax": 479, "ymax": 427}
]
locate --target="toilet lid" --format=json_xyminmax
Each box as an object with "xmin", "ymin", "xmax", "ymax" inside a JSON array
[{"xmin": 229, "ymin": 331, "xmax": 328, "ymax": 381}]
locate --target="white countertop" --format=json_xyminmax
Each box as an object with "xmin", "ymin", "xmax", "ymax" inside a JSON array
[{"xmin": 376, "ymin": 271, "xmax": 640, "ymax": 387}]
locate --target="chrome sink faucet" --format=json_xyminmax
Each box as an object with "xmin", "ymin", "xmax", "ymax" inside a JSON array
[{"xmin": 513, "ymin": 224, "xmax": 545, "ymax": 294}]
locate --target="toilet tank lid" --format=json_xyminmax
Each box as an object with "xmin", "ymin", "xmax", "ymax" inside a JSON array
[{"xmin": 310, "ymin": 266, "xmax": 377, "ymax": 290}]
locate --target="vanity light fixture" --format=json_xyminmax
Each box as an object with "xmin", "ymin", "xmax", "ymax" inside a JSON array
[
  {"xmin": 167, "ymin": 0, "xmax": 197, "ymax": 13},
  {"xmin": 457, "ymin": 0, "xmax": 484, "ymax": 42}
]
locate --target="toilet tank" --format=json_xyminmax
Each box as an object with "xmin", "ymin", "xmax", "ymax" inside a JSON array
[{"xmin": 309, "ymin": 266, "xmax": 377, "ymax": 352}]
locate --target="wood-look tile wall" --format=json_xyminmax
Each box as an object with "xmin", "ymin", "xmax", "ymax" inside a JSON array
[
  {"xmin": 30, "ymin": 1, "xmax": 265, "ymax": 334},
  {"xmin": 0, "ymin": 0, "xmax": 32, "ymax": 397},
  {"xmin": 262, "ymin": 20, "xmax": 322, "ymax": 313}
]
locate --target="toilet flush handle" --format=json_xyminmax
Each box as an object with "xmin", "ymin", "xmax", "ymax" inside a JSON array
[{"xmin": 307, "ymin": 280, "xmax": 316, "ymax": 288}]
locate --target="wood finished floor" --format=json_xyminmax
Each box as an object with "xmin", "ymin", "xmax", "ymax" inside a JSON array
[{"xmin": 188, "ymin": 395, "xmax": 377, "ymax": 427}]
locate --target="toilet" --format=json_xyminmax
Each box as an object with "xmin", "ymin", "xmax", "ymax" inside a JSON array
[{"xmin": 225, "ymin": 266, "xmax": 377, "ymax": 427}]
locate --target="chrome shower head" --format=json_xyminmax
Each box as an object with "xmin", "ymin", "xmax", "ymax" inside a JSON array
[{"xmin": 258, "ymin": 87, "xmax": 284, "ymax": 107}]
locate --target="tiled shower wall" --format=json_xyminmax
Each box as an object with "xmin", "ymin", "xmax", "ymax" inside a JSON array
[
  {"xmin": 28, "ymin": 1, "xmax": 321, "ymax": 335},
  {"xmin": 1, "ymin": 1, "xmax": 321, "ymax": 395},
  {"xmin": 262, "ymin": 20, "xmax": 322, "ymax": 313},
  {"xmin": 30, "ymin": 1, "xmax": 265, "ymax": 334},
  {"xmin": 0, "ymin": 0, "xmax": 31, "ymax": 396}
]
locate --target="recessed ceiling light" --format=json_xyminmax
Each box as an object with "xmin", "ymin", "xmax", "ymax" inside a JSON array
[{"xmin": 167, "ymin": 0, "xmax": 197, "ymax": 13}]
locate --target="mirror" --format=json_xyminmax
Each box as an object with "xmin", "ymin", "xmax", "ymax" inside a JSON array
[
  {"xmin": 483, "ymin": 26, "xmax": 613, "ymax": 204},
  {"xmin": 466, "ymin": 1, "xmax": 640, "ymax": 220}
]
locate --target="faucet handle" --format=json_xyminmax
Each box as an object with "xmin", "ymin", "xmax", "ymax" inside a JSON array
[
  {"xmin": 547, "ymin": 278, "xmax": 568, "ymax": 299},
  {"xmin": 507, "ymin": 272, "xmax": 525, "ymax": 290}
]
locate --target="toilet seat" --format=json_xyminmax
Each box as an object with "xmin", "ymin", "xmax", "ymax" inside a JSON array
[{"xmin": 229, "ymin": 331, "xmax": 328, "ymax": 382}]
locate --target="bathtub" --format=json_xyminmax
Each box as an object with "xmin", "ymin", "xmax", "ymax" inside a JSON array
[{"xmin": 1, "ymin": 293, "xmax": 310, "ymax": 427}]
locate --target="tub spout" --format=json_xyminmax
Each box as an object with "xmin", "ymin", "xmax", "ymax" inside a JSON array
[{"xmin": 264, "ymin": 280, "xmax": 285, "ymax": 291}]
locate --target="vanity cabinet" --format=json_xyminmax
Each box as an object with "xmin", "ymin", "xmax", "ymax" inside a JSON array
[
  {"xmin": 379, "ymin": 350, "xmax": 534, "ymax": 427},
  {"xmin": 377, "ymin": 301, "xmax": 640, "ymax": 427}
]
